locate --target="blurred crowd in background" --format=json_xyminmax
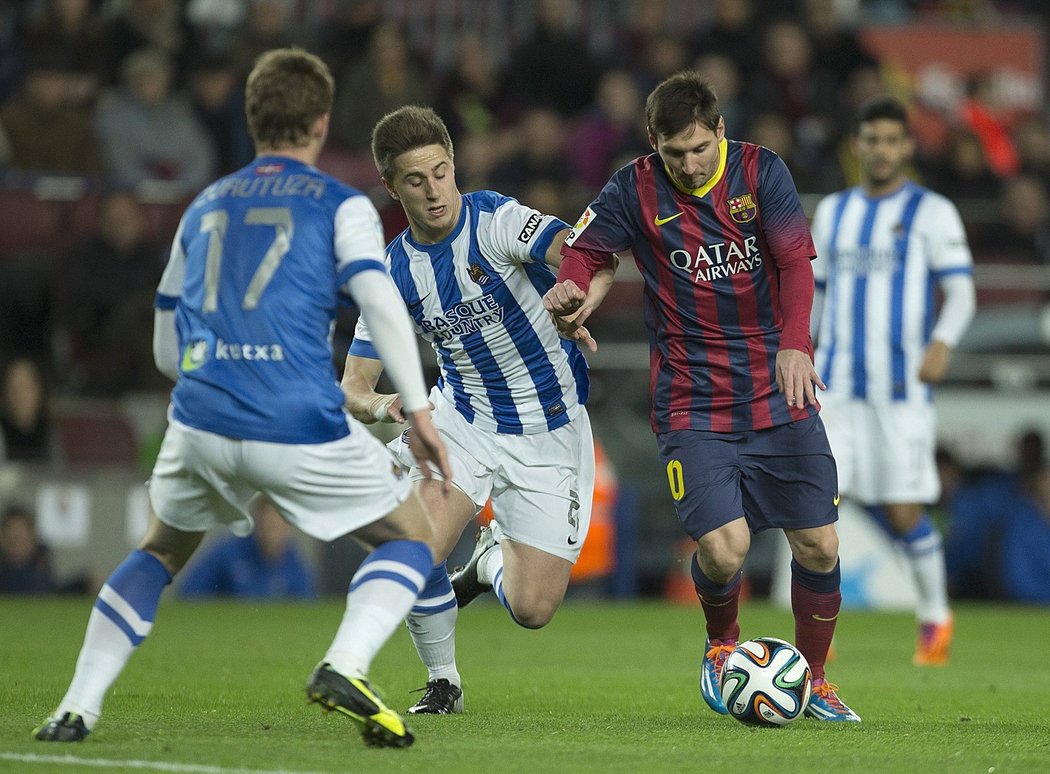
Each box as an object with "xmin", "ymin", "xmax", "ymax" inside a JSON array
[
  {"xmin": 2, "ymin": 0, "xmax": 1050, "ymax": 603},
  {"xmin": 4, "ymin": 0, "xmax": 1050, "ymax": 392}
]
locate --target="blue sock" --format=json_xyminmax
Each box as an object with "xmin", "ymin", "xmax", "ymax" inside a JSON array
[
  {"xmin": 868, "ymin": 507, "xmax": 941, "ymax": 556},
  {"xmin": 326, "ymin": 539, "xmax": 433, "ymax": 678},
  {"xmin": 348, "ymin": 539, "xmax": 433, "ymax": 593},
  {"xmin": 411, "ymin": 562, "xmax": 457, "ymax": 616},
  {"xmin": 94, "ymin": 549, "xmax": 172, "ymax": 645},
  {"xmin": 900, "ymin": 513, "xmax": 940, "ymax": 557}
]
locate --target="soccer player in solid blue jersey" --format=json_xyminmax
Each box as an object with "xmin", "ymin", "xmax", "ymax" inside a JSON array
[
  {"xmin": 545, "ymin": 71, "xmax": 860, "ymax": 721},
  {"xmin": 34, "ymin": 48, "xmax": 451, "ymax": 749},
  {"xmin": 811, "ymin": 97, "xmax": 976, "ymax": 666},
  {"xmin": 341, "ymin": 105, "xmax": 615, "ymax": 715}
]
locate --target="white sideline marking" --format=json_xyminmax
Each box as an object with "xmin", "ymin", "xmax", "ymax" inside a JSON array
[{"xmin": 0, "ymin": 752, "xmax": 328, "ymax": 774}]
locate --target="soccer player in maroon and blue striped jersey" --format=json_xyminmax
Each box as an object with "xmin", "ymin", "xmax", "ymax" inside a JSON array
[{"xmin": 544, "ymin": 71, "xmax": 859, "ymax": 722}]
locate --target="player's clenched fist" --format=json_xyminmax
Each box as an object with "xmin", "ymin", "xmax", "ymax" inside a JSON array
[{"xmin": 542, "ymin": 281, "xmax": 586, "ymax": 316}]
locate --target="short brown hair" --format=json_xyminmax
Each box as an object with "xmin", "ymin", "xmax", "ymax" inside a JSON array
[
  {"xmin": 245, "ymin": 48, "xmax": 334, "ymax": 150},
  {"xmin": 855, "ymin": 95, "xmax": 910, "ymax": 134},
  {"xmin": 371, "ymin": 105, "xmax": 454, "ymax": 181},
  {"xmin": 645, "ymin": 70, "xmax": 720, "ymax": 139}
]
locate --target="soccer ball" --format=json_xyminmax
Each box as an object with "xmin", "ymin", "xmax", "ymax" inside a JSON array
[{"xmin": 719, "ymin": 637, "xmax": 812, "ymax": 727}]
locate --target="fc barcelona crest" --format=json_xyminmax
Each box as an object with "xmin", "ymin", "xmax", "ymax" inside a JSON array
[
  {"xmin": 727, "ymin": 193, "xmax": 757, "ymax": 223},
  {"xmin": 468, "ymin": 263, "xmax": 489, "ymax": 284}
]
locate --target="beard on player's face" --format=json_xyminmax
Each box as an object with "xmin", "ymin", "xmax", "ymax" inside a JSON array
[{"xmin": 863, "ymin": 157, "xmax": 904, "ymax": 188}]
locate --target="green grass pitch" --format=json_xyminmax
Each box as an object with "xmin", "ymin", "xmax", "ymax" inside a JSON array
[{"xmin": 1, "ymin": 597, "xmax": 1048, "ymax": 773}]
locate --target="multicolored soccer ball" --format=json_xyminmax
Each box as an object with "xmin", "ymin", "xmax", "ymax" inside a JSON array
[{"xmin": 719, "ymin": 637, "xmax": 812, "ymax": 727}]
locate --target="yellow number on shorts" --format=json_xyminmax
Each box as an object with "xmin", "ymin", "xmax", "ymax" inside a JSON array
[{"xmin": 666, "ymin": 459, "xmax": 685, "ymax": 501}]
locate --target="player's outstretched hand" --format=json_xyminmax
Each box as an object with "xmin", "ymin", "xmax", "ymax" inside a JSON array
[
  {"xmin": 775, "ymin": 348, "xmax": 825, "ymax": 408},
  {"xmin": 407, "ymin": 409, "xmax": 453, "ymax": 495}
]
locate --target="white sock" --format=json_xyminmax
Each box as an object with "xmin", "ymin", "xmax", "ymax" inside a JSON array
[
  {"xmin": 477, "ymin": 544, "xmax": 503, "ymax": 586},
  {"xmin": 906, "ymin": 531, "xmax": 951, "ymax": 624},
  {"xmin": 56, "ymin": 608, "xmax": 140, "ymax": 730},
  {"xmin": 406, "ymin": 607, "xmax": 460, "ymax": 685}
]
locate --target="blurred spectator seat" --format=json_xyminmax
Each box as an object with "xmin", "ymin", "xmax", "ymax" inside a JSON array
[
  {"xmin": 53, "ymin": 403, "xmax": 138, "ymax": 466},
  {"xmin": 316, "ymin": 148, "xmax": 381, "ymax": 190},
  {"xmin": 0, "ymin": 190, "xmax": 67, "ymax": 257},
  {"xmin": 970, "ymin": 259, "xmax": 1050, "ymax": 307},
  {"xmin": 68, "ymin": 194, "xmax": 186, "ymax": 249},
  {"xmin": 0, "ymin": 251, "xmax": 56, "ymax": 358}
]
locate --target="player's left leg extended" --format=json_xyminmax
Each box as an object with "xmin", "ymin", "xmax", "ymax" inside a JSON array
[
  {"xmin": 35, "ymin": 514, "xmax": 202, "ymax": 741},
  {"xmin": 871, "ymin": 503, "xmax": 953, "ymax": 665},
  {"xmin": 785, "ymin": 524, "xmax": 860, "ymax": 722}
]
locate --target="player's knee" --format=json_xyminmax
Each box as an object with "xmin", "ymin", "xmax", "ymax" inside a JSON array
[
  {"xmin": 703, "ymin": 556, "xmax": 744, "ymax": 584},
  {"xmin": 696, "ymin": 542, "xmax": 746, "ymax": 583},
  {"xmin": 696, "ymin": 523, "xmax": 750, "ymax": 582},
  {"xmin": 790, "ymin": 529, "xmax": 839, "ymax": 568},
  {"xmin": 512, "ymin": 606, "xmax": 556, "ymax": 630},
  {"xmin": 509, "ymin": 593, "xmax": 562, "ymax": 629}
]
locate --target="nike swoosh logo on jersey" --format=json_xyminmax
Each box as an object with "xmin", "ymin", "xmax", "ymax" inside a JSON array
[
  {"xmin": 653, "ymin": 211, "xmax": 683, "ymax": 226},
  {"xmin": 833, "ymin": 494, "xmax": 840, "ymax": 506},
  {"xmin": 567, "ymin": 536, "xmax": 579, "ymax": 545},
  {"xmin": 407, "ymin": 292, "xmax": 431, "ymax": 310},
  {"xmin": 811, "ymin": 613, "xmax": 838, "ymax": 622}
]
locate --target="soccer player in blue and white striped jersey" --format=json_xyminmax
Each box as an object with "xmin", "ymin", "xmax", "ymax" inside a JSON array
[
  {"xmin": 342, "ymin": 106, "xmax": 615, "ymax": 715},
  {"xmin": 35, "ymin": 49, "xmax": 450, "ymax": 749},
  {"xmin": 811, "ymin": 96, "xmax": 976, "ymax": 666}
]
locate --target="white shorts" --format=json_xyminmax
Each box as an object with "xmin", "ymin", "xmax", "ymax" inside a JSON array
[
  {"xmin": 148, "ymin": 415, "xmax": 412, "ymax": 542},
  {"xmin": 389, "ymin": 388, "xmax": 595, "ymax": 563},
  {"xmin": 819, "ymin": 395, "xmax": 939, "ymax": 505}
]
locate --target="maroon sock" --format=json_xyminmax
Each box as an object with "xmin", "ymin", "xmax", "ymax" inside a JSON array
[
  {"xmin": 790, "ymin": 559, "xmax": 841, "ymax": 682},
  {"xmin": 691, "ymin": 554, "xmax": 741, "ymax": 643}
]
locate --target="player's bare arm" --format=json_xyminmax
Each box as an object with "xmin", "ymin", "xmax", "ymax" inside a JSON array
[
  {"xmin": 918, "ymin": 340, "xmax": 951, "ymax": 384},
  {"xmin": 775, "ymin": 348, "xmax": 825, "ymax": 408},
  {"xmin": 544, "ymin": 252, "xmax": 618, "ymax": 316},
  {"xmin": 919, "ymin": 274, "xmax": 974, "ymax": 384},
  {"xmin": 341, "ymin": 354, "xmax": 405, "ymax": 424},
  {"xmin": 548, "ymin": 254, "xmax": 619, "ymax": 351},
  {"xmin": 404, "ymin": 408, "xmax": 453, "ymax": 494}
]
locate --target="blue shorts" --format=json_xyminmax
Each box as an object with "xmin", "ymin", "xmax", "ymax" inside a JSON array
[{"xmin": 656, "ymin": 415, "xmax": 839, "ymax": 539}]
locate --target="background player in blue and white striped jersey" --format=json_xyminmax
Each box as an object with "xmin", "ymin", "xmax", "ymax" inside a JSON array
[
  {"xmin": 34, "ymin": 49, "xmax": 451, "ymax": 749},
  {"xmin": 811, "ymin": 96, "xmax": 976, "ymax": 666},
  {"xmin": 342, "ymin": 106, "xmax": 615, "ymax": 715}
]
